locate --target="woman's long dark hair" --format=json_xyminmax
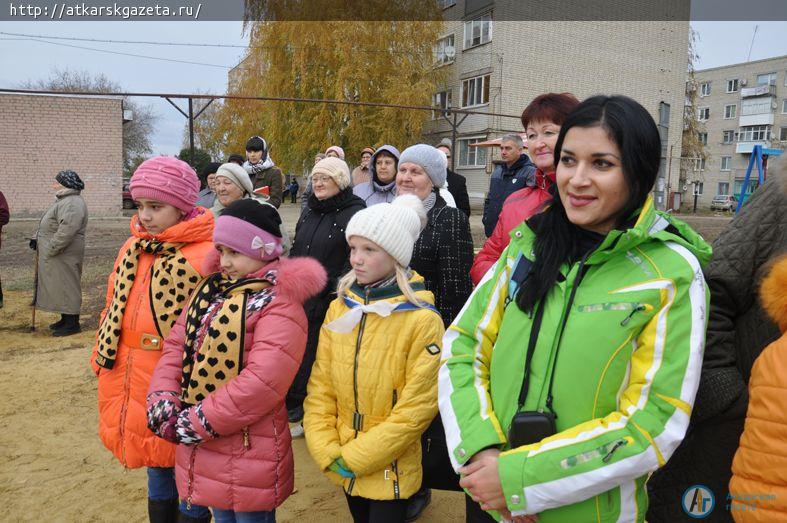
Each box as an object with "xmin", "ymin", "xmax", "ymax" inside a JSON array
[{"xmin": 516, "ymin": 95, "xmax": 662, "ymax": 314}]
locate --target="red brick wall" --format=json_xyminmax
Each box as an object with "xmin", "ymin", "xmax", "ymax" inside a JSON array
[{"xmin": 0, "ymin": 93, "xmax": 123, "ymax": 219}]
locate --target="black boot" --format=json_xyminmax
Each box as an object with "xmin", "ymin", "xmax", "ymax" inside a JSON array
[
  {"xmin": 405, "ymin": 487, "xmax": 431, "ymax": 521},
  {"xmin": 53, "ymin": 314, "xmax": 81, "ymax": 337},
  {"xmin": 49, "ymin": 314, "xmax": 67, "ymax": 330},
  {"xmin": 176, "ymin": 510, "xmax": 212, "ymax": 523},
  {"xmin": 148, "ymin": 498, "xmax": 179, "ymax": 523}
]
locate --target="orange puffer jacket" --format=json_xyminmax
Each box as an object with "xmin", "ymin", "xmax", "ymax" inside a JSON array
[
  {"xmin": 90, "ymin": 210, "xmax": 214, "ymax": 469},
  {"xmin": 729, "ymin": 255, "xmax": 787, "ymax": 521}
]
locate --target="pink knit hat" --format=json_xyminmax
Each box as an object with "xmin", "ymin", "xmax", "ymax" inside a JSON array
[
  {"xmin": 129, "ymin": 156, "xmax": 200, "ymax": 212},
  {"xmin": 325, "ymin": 145, "xmax": 345, "ymax": 160}
]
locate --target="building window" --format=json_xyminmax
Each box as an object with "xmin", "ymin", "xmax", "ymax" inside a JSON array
[
  {"xmin": 735, "ymin": 179, "xmax": 759, "ymax": 195},
  {"xmin": 721, "ymin": 156, "xmax": 732, "ymax": 171},
  {"xmin": 780, "ymin": 127, "xmax": 787, "ymax": 141},
  {"xmin": 723, "ymin": 130, "xmax": 735, "ymax": 144},
  {"xmin": 458, "ymin": 137, "xmax": 488, "ymax": 167},
  {"xmin": 726, "ymin": 79, "xmax": 739, "ymax": 93},
  {"xmin": 741, "ymin": 97, "xmax": 772, "ymax": 116},
  {"xmin": 437, "ymin": 0, "xmax": 456, "ymax": 8},
  {"xmin": 738, "ymin": 125, "xmax": 770, "ymax": 142},
  {"xmin": 464, "ymin": 14, "xmax": 492, "ymax": 49},
  {"xmin": 694, "ymin": 182, "xmax": 704, "ymax": 195},
  {"xmin": 432, "ymin": 90, "xmax": 452, "ymax": 119},
  {"xmin": 700, "ymin": 82, "xmax": 711, "ymax": 97},
  {"xmin": 698, "ymin": 107, "xmax": 709, "ymax": 121},
  {"xmin": 782, "ymin": 99, "xmax": 787, "ymax": 113},
  {"xmin": 718, "ymin": 182, "xmax": 729, "ymax": 195},
  {"xmin": 724, "ymin": 104, "xmax": 737, "ymax": 119},
  {"xmin": 697, "ymin": 132, "xmax": 708, "ymax": 145},
  {"xmin": 757, "ymin": 72, "xmax": 777, "ymax": 86},
  {"xmin": 434, "ymin": 34, "xmax": 455, "ymax": 66},
  {"xmin": 461, "ymin": 74, "xmax": 490, "ymax": 107},
  {"xmin": 693, "ymin": 157, "xmax": 706, "ymax": 171}
]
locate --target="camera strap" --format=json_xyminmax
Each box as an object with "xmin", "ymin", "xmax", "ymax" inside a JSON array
[
  {"xmin": 516, "ymin": 299, "xmax": 545, "ymax": 411},
  {"xmin": 516, "ymin": 252, "xmax": 592, "ymax": 415}
]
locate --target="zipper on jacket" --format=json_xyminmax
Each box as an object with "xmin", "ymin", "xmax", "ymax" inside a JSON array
[
  {"xmin": 130, "ymin": 263, "xmax": 153, "ymax": 333},
  {"xmin": 602, "ymin": 439, "xmax": 628, "ymax": 463},
  {"xmin": 620, "ymin": 304, "xmax": 647, "ymax": 326},
  {"xmin": 351, "ymin": 288, "xmax": 371, "ymax": 439},
  {"xmin": 242, "ymin": 427, "xmax": 251, "ymax": 449},
  {"xmin": 391, "ymin": 460, "xmax": 401, "ymax": 500},
  {"xmin": 185, "ymin": 445, "xmax": 198, "ymax": 509},
  {"xmin": 118, "ymin": 349, "xmax": 134, "ymax": 467}
]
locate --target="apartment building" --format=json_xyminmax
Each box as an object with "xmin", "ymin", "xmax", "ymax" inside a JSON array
[
  {"xmin": 690, "ymin": 55, "xmax": 787, "ymax": 209},
  {"xmin": 422, "ymin": 0, "xmax": 691, "ymax": 208}
]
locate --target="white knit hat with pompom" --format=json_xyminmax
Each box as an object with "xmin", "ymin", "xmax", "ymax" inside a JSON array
[{"xmin": 345, "ymin": 194, "xmax": 426, "ymax": 267}]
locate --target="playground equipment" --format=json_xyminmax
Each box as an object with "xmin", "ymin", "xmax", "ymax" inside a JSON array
[{"xmin": 736, "ymin": 144, "xmax": 783, "ymax": 213}]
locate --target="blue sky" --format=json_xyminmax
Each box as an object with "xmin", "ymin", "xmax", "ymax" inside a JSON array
[{"xmin": 1, "ymin": 21, "xmax": 786, "ymax": 156}]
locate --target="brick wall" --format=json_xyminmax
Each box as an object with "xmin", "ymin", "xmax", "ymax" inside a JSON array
[{"xmin": 0, "ymin": 93, "xmax": 124, "ymax": 219}]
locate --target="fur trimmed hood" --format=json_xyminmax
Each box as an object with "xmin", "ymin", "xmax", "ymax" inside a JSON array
[
  {"xmin": 761, "ymin": 254, "xmax": 787, "ymax": 332},
  {"xmin": 202, "ymin": 250, "xmax": 327, "ymax": 305}
]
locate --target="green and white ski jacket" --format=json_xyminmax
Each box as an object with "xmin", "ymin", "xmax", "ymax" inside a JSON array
[{"xmin": 439, "ymin": 198, "xmax": 711, "ymax": 522}]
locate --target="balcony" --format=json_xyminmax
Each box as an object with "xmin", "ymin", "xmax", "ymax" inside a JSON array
[
  {"xmin": 739, "ymin": 112, "xmax": 775, "ymax": 127},
  {"xmin": 736, "ymin": 140, "xmax": 771, "ymax": 154},
  {"xmin": 741, "ymin": 85, "xmax": 777, "ymax": 98}
]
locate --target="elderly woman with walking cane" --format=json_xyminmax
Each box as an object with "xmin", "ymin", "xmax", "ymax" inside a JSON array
[{"xmin": 30, "ymin": 170, "xmax": 88, "ymax": 336}]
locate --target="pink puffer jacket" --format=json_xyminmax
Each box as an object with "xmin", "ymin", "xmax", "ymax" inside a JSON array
[{"xmin": 148, "ymin": 254, "xmax": 327, "ymax": 511}]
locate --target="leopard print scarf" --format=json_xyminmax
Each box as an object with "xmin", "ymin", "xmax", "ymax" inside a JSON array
[
  {"xmin": 94, "ymin": 239, "xmax": 202, "ymax": 370},
  {"xmin": 180, "ymin": 273, "xmax": 273, "ymax": 405}
]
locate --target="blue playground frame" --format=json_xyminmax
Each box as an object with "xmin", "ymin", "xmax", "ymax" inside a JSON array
[{"xmin": 736, "ymin": 145, "xmax": 783, "ymax": 213}]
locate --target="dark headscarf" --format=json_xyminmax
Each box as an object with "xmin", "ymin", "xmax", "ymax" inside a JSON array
[{"xmin": 56, "ymin": 170, "xmax": 84, "ymax": 191}]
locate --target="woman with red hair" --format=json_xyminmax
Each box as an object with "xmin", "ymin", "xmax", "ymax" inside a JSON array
[{"xmin": 471, "ymin": 93, "xmax": 580, "ymax": 284}]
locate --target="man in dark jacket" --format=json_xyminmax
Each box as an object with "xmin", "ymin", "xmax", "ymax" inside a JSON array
[
  {"xmin": 243, "ymin": 135, "xmax": 284, "ymax": 208},
  {"xmin": 647, "ymin": 157, "xmax": 787, "ymax": 522},
  {"xmin": 0, "ymin": 189, "xmax": 8, "ymax": 308},
  {"xmin": 437, "ymin": 138, "xmax": 471, "ymax": 218},
  {"xmin": 481, "ymin": 134, "xmax": 535, "ymax": 237}
]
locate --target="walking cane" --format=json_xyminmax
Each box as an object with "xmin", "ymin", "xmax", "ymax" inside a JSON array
[{"xmin": 30, "ymin": 244, "xmax": 38, "ymax": 332}]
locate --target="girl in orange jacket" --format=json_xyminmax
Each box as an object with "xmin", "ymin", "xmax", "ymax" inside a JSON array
[
  {"xmin": 729, "ymin": 254, "xmax": 787, "ymax": 521},
  {"xmin": 90, "ymin": 156, "xmax": 215, "ymax": 523}
]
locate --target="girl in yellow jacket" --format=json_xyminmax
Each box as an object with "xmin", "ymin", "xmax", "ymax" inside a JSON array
[{"xmin": 304, "ymin": 195, "xmax": 445, "ymax": 523}]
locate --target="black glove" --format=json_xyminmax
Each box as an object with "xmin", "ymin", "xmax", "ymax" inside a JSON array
[{"xmin": 29, "ymin": 239, "xmax": 37, "ymax": 251}]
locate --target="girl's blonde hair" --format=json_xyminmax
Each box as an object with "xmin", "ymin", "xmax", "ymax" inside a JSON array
[{"xmin": 337, "ymin": 265, "xmax": 426, "ymax": 307}]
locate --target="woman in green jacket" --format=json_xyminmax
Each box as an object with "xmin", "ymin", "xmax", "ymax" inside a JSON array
[{"xmin": 438, "ymin": 95, "xmax": 711, "ymax": 523}]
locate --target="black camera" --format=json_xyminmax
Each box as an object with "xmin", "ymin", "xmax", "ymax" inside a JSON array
[{"xmin": 508, "ymin": 411, "xmax": 556, "ymax": 448}]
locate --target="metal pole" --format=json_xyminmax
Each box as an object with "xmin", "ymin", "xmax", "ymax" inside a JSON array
[
  {"xmin": 451, "ymin": 111, "xmax": 457, "ymax": 172},
  {"xmin": 666, "ymin": 144, "xmax": 673, "ymax": 209},
  {"xmin": 188, "ymin": 97, "xmax": 195, "ymax": 166}
]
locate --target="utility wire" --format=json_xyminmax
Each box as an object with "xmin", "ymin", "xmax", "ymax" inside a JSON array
[
  {"xmin": 0, "ymin": 30, "xmax": 433, "ymax": 55},
  {"xmin": 0, "ymin": 36, "xmax": 232, "ymax": 69}
]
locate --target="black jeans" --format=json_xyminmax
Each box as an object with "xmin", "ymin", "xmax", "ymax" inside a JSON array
[{"xmin": 345, "ymin": 493, "xmax": 409, "ymax": 523}]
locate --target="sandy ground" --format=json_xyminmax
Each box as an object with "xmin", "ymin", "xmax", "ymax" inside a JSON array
[{"xmin": 0, "ymin": 203, "xmax": 731, "ymax": 522}]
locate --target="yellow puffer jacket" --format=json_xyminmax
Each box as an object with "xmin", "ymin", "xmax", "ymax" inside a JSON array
[{"xmin": 304, "ymin": 274, "xmax": 445, "ymax": 500}]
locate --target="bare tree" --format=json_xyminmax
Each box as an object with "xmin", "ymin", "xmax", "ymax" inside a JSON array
[
  {"xmin": 20, "ymin": 68, "xmax": 158, "ymax": 176},
  {"xmin": 680, "ymin": 28, "xmax": 708, "ymax": 194}
]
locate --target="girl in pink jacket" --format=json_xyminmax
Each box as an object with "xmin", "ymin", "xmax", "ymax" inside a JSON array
[{"xmin": 147, "ymin": 199, "xmax": 326, "ymax": 522}]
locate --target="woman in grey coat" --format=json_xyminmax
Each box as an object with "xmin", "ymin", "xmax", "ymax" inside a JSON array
[{"xmin": 32, "ymin": 170, "xmax": 88, "ymax": 336}]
